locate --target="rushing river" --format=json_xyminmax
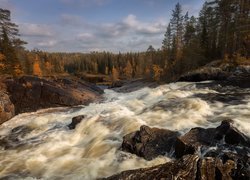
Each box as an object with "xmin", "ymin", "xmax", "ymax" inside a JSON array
[{"xmin": 0, "ymin": 81, "xmax": 250, "ymax": 179}]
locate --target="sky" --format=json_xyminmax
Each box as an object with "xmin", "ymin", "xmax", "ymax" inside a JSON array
[{"xmin": 1, "ymin": 0, "xmax": 204, "ymax": 52}]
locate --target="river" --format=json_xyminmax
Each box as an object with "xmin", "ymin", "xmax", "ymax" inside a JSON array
[{"xmin": 0, "ymin": 81, "xmax": 249, "ymax": 179}]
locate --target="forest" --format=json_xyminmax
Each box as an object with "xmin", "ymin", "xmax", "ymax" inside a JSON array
[{"xmin": 0, "ymin": 0, "xmax": 249, "ymax": 82}]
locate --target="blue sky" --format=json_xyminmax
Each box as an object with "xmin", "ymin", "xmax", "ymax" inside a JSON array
[{"xmin": 1, "ymin": 0, "xmax": 204, "ymax": 52}]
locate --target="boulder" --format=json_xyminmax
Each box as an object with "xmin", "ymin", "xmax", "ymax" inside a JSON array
[
  {"xmin": 68, "ymin": 115, "xmax": 85, "ymax": 129},
  {"xmin": 175, "ymin": 120, "xmax": 250, "ymax": 158},
  {"xmin": 121, "ymin": 125, "xmax": 179, "ymax": 160},
  {"xmin": 2, "ymin": 76, "xmax": 103, "ymax": 115}
]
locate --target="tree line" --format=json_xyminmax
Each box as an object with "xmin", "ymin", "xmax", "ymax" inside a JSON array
[{"xmin": 0, "ymin": 0, "xmax": 249, "ymax": 81}]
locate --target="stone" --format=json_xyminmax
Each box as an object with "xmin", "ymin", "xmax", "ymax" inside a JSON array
[
  {"xmin": 121, "ymin": 125, "xmax": 179, "ymax": 160},
  {"xmin": 68, "ymin": 115, "xmax": 85, "ymax": 129}
]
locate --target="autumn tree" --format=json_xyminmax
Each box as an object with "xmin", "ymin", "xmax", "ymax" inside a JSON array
[
  {"xmin": 124, "ymin": 61, "xmax": 133, "ymax": 79},
  {"xmin": 152, "ymin": 64, "xmax": 163, "ymax": 81},
  {"xmin": 33, "ymin": 55, "xmax": 42, "ymax": 76}
]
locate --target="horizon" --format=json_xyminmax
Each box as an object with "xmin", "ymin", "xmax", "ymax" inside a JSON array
[{"xmin": 1, "ymin": 0, "xmax": 204, "ymax": 53}]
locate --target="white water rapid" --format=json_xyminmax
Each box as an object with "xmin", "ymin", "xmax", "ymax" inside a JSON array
[{"xmin": 0, "ymin": 81, "xmax": 249, "ymax": 179}]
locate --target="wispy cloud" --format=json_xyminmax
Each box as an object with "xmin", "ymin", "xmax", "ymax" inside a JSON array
[
  {"xmin": 19, "ymin": 23, "xmax": 55, "ymax": 37},
  {"xmin": 20, "ymin": 13, "xmax": 167, "ymax": 52},
  {"xmin": 60, "ymin": 0, "xmax": 110, "ymax": 7}
]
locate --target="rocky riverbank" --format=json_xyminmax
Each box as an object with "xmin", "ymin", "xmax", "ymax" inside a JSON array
[
  {"xmin": 103, "ymin": 120, "xmax": 250, "ymax": 179},
  {"xmin": 179, "ymin": 61, "xmax": 250, "ymax": 88},
  {"xmin": 0, "ymin": 75, "xmax": 103, "ymax": 125}
]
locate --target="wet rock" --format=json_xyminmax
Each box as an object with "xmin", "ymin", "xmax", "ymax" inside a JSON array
[
  {"xmin": 175, "ymin": 127, "xmax": 215, "ymax": 158},
  {"xmin": 121, "ymin": 125, "xmax": 179, "ymax": 160},
  {"xmin": 114, "ymin": 120, "xmax": 250, "ymax": 179},
  {"xmin": 102, "ymin": 155, "xmax": 199, "ymax": 180},
  {"xmin": 2, "ymin": 75, "xmax": 103, "ymax": 115},
  {"xmin": 0, "ymin": 91, "xmax": 15, "ymax": 125},
  {"xmin": 215, "ymin": 120, "xmax": 250, "ymax": 146},
  {"xmin": 175, "ymin": 120, "xmax": 250, "ymax": 158},
  {"xmin": 204, "ymin": 150, "xmax": 250, "ymax": 180},
  {"xmin": 68, "ymin": 115, "xmax": 85, "ymax": 129},
  {"xmin": 104, "ymin": 152, "xmax": 249, "ymax": 180}
]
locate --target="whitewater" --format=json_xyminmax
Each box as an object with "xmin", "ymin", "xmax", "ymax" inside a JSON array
[{"xmin": 0, "ymin": 81, "xmax": 249, "ymax": 179}]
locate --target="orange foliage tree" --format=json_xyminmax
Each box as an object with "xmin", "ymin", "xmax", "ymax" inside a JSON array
[{"xmin": 33, "ymin": 55, "xmax": 42, "ymax": 76}]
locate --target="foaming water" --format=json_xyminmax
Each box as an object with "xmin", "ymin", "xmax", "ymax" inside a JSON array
[{"xmin": 0, "ymin": 81, "xmax": 249, "ymax": 179}]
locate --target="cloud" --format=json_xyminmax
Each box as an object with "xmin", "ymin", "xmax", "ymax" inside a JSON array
[
  {"xmin": 19, "ymin": 23, "xmax": 55, "ymax": 37},
  {"xmin": 37, "ymin": 40, "xmax": 57, "ymax": 47},
  {"xmin": 0, "ymin": 0, "xmax": 14, "ymax": 10},
  {"xmin": 60, "ymin": 14, "xmax": 86, "ymax": 27},
  {"xmin": 123, "ymin": 14, "xmax": 166, "ymax": 35},
  {"xmin": 22, "ymin": 14, "xmax": 167, "ymax": 52},
  {"xmin": 60, "ymin": 0, "xmax": 110, "ymax": 7}
]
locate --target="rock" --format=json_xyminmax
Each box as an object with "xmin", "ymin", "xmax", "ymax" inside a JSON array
[
  {"xmin": 68, "ymin": 115, "xmax": 85, "ymax": 129},
  {"xmin": 103, "ymin": 152, "xmax": 249, "ymax": 180},
  {"xmin": 204, "ymin": 150, "xmax": 250, "ymax": 180},
  {"xmin": 102, "ymin": 155, "xmax": 199, "ymax": 180},
  {"xmin": 114, "ymin": 79, "xmax": 158, "ymax": 93},
  {"xmin": 114, "ymin": 120, "xmax": 250, "ymax": 179},
  {"xmin": 178, "ymin": 63, "xmax": 250, "ymax": 88},
  {"xmin": 0, "ymin": 91, "xmax": 15, "ymax": 124},
  {"xmin": 175, "ymin": 120, "xmax": 250, "ymax": 158},
  {"xmin": 2, "ymin": 76, "xmax": 103, "ymax": 115},
  {"xmin": 121, "ymin": 125, "xmax": 179, "ymax": 160},
  {"xmin": 109, "ymin": 81, "xmax": 124, "ymax": 89}
]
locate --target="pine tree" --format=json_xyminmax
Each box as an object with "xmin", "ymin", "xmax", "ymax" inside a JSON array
[
  {"xmin": 0, "ymin": 8, "xmax": 26, "ymax": 75},
  {"xmin": 162, "ymin": 23, "xmax": 172, "ymax": 52},
  {"xmin": 170, "ymin": 3, "xmax": 184, "ymax": 60}
]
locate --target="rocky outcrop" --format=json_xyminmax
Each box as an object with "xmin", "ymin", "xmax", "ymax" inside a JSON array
[
  {"xmin": 104, "ymin": 153, "xmax": 249, "ymax": 180},
  {"xmin": 104, "ymin": 120, "xmax": 250, "ymax": 179},
  {"xmin": 114, "ymin": 79, "xmax": 158, "ymax": 93},
  {"xmin": 0, "ymin": 91, "xmax": 15, "ymax": 124},
  {"xmin": 104, "ymin": 155, "xmax": 199, "ymax": 180},
  {"xmin": 68, "ymin": 115, "xmax": 85, "ymax": 129},
  {"xmin": 179, "ymin": 63, "xmax": 250, "ymax": 88},
  {"xmin": 122, "ymin": 125, "xmax": 179, "ymax": 160},
  {"xmin": 0, "ymin": 76, "xmax": 103, "ymax": 118}
]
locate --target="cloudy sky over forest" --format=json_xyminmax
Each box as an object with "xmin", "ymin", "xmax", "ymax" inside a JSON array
[{"xmin": 1, "ymin": 0, "xmax": 204, "ymax": 52}]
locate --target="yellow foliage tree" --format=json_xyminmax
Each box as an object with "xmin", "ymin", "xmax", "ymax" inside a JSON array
[
  {"xmin": 152, "ymin": 64, "xmax": 163, "ymax": 81},
  {"xmin": 45, "ymin": 61, "xmax": 53, "ymax": 75},
  {"xmin": 33, "ymin": 55, "xmax": 42, "ymax": 76},
  {"xmin": 13, "ymin": 64, "xmax": 23, "ymax": 76}
]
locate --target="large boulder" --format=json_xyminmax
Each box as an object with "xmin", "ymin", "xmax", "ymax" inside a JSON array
[
  {"xmin": 175, "ymin": 120, "xmax": 250, "ymax": 158},
  {"xmin": 2, "ymin": 76, "xmax": 103, "ymax": 115},
  {"xmin": 121, "ymin": 125, "xmax": 179, "ymax": 160}
]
